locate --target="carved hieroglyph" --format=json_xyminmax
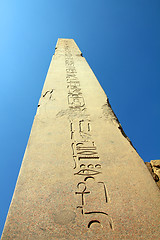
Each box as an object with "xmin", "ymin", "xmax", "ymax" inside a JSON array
[{"xmin": 2, "ymin": 39, "xmax": 160, "ymax": 239}]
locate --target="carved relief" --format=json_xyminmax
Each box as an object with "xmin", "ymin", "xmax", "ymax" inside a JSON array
[{"xmin": 64, "ymin": 41, "xmax": 114, "ymax": 231}]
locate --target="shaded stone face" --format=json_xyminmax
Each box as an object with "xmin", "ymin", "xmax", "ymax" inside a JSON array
[{"xmin": 2, "ymin": 39, "xmax": 160, "ymax": 239}]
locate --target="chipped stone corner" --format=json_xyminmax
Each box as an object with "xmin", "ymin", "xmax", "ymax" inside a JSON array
[
  {"xmin": 102, "ymin": 98, "xmax": 135, "ymax": 150},
  {"xmin": 145, "ymin": 160, "xmax": 160, "ymax": 189}
]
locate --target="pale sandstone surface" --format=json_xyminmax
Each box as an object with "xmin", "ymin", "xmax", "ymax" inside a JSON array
[{"xmin": 2, "ymin": 39, "xmax": 160, "ymax": 239}]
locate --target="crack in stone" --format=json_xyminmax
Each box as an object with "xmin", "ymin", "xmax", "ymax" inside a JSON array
[
  {"xmin": 37, "ymin": 89, "xmax": 55, "ymax": 109},
  {"xmin": 43, "ymin": 89, "xmax": 54, "ymax": 98}
]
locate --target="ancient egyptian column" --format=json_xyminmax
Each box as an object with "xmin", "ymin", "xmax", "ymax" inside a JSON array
[{"xmin": 2, "ymin": 39, "xmax": 160, "ymax": 239}]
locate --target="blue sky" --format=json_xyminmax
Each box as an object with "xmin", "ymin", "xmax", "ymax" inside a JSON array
[{"xmin": 0, "ymin": 0, "xmax": 160, "ymax": 236}]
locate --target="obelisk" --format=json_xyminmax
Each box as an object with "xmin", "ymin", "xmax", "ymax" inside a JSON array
[{"xmin": 2, "ymin": 39, "xmax": 160, "ymax": 239}]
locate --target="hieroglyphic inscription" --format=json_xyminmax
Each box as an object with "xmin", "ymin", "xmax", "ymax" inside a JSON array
[
  {"xmin": 65, "ymin": 44, "xmax": 85, "ymax": 111},
  {"xmin": 64, "ymin": 40, "xmax": 113, "ymax": 230}
]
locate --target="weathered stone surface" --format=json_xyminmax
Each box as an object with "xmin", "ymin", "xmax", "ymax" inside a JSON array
[
  {"xmin": 148, "ymin": 160, "xmax": 160, "ymax": 189},
  {"xmin": 2, "ymin": 39, "xmax": 160, "ymax": 239},
  {"xmin": 145, "ymin": 162, "xmax": 159, "ymax": 182},
  {"xmin": 151, "ymin": 160, "xmax": 160, "ymax": 175}
]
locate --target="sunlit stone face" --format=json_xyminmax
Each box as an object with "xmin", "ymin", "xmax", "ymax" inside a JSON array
[{"xmin": 2, "ymin": 39, "xmax": 160, "ymax": 240}]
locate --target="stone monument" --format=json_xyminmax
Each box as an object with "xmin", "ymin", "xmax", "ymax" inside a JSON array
[{"xmin": 2, "ymin": 39, "xmax": 160, "ymax": 239}]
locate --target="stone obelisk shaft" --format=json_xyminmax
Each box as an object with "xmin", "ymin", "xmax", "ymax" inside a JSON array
[{"xmin": 2, "ymin": 39, "xmax": 160, "ymax": 239}]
